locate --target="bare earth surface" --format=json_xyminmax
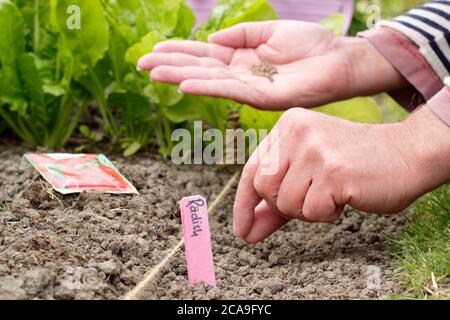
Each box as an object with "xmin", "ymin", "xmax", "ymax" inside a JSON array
[{"xmin": 0, "ymin": 145, "xmax": 406, "ymax": 299}]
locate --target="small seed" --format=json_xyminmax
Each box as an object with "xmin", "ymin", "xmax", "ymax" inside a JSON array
[{"xmin": 250, "ymin": 61, "xmax": 278, "ymax": 81}]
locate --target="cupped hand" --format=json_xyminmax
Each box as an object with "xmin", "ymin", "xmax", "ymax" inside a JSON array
[
  {"xmin": 138, "ymin": 20, "xmax": 406, "ymax": 110},
  {"xmin": 234, "ymin": 106, "xmax": 450, "ymax": 244}
]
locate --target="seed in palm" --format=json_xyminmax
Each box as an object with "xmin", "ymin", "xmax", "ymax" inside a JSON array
[{"xmin": 250, "ymin": 61, "xmax": 278, "ymax": 81}]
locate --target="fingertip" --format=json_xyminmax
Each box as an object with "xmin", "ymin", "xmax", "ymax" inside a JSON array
[
  {"xmin": 232, "ymin": 218, "xmax": 239, "ymax": 237},
  {"xmin": 241, "ymin": 201, "xmax": 288, "ymax": 244},
  {"xmin": 179, "ymin": 79, "xmax": 200, "ymax": 93},
  {"xmin": 232, "ymin": 204, "xmax": 254, "ymax": 239},
  {"xmin": 137, "ymin": 55, "xmax": 151, "ymax": 71},
  {"xmin": 207, "ymin": 32, "xmax": 218, "ymax": 43},
  {"xmin": 179, "ymin": 80, "xmax": 190, "ymax": 92},
  {"xmin": 152, "ymin": 42, "xmax": 164, "ymax": 52}
]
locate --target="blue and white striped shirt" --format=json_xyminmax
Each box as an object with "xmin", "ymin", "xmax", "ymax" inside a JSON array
[{"xmin": 380, "ymin": 0, "xmax": 450, "ymax": 80}]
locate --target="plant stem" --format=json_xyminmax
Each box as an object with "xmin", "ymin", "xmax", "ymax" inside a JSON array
[
  {"xmin": 162, "ymin": 111, "xmax": 173, "ymax": 151},
  {"xmin": 33, "ymin": 0, "xmax": 40, "ymax": 52},
  {"xmin": 87, "ymin": 67, "xmax": 118, "ymax": 136},
  {"xmin": 47, "ymin": 94, "xmax": 71, "ymax": 147},
  {"xmin": 61, "ymin": 100, "xmax": 89, "ymax": 146},
  {"xmin": 0, "ymin": 108, "xmax": 36, "ymax": 145}
]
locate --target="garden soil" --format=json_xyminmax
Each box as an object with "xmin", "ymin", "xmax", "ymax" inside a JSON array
[{"xmin": 0, "ymin": 145, "xmax": 406, "ymax": 300}]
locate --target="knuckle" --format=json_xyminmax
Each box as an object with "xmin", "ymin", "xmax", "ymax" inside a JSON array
[
  {"xmin": 252, "ymin": 173, "xmax": 266, "ymax": 194},
  {"xmin": 302, "ymin": 208, "xmax": 321, "ymax": 222},
  {"xmin": 322, "ymin": 160, "xmax": 345, "ymax": 180},
  {"xmin": 276, "ymin": 196, "xmax": 302, "ymax": 219},
  {"xmin": 279, "ymin": 108, "xmax": 300, "ymax": 125},
  {"xmin": 253, "ymin": 174, "xmax": 276, "ymax": 201},
  {"xmin": 242, "ymin": 162, "xmax": 257, "ymax": 181},
  {"xmin": 303, "ymin": 199, "xmax": 340, "ymax": 223},
  {"xmin": 303, "ymin": 209, "xmax": 333, "ymax": 223},
  {"xmin": 303, "ymin": 143, "xmax": 322, "ymax": 162},
  {"xmin": 292, "ymin": 122, "xmax": 310, "ymax": 137}
]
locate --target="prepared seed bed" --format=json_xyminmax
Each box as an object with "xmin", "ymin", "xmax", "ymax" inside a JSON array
[{"xmin": 0, "ymin": 146, "xmax": 406, "ymax": 300}]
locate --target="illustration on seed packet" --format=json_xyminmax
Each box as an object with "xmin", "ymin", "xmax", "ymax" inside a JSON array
[{"xmin": 22, "ymin": 153, "xmax": 138, "ymax": 195}]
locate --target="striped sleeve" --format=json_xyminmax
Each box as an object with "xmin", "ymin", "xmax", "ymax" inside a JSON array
[{"xmin": 379, "ymin": 0, "xmax": 450, "ymax": 81}]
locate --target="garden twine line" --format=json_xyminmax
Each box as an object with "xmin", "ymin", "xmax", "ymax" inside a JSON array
[{"xmin": 124, "ymin": 170, "xmax": 241, "ymax": 300}]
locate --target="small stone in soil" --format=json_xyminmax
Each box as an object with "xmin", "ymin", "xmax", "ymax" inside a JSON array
[{"xmin": 250, "ymin": 61, "xmax": 278, "ymax": 81}]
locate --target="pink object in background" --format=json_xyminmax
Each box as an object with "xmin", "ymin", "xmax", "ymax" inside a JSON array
[
  {"xmin": 180, "ymin": 195, "xmax": 216, "ymax": 287},
  {"xmin": 188, "ymin": 0, "xmax": 354, "ymax": 34}
]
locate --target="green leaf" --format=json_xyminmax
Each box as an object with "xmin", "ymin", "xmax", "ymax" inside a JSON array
[
  {"xmin": 107, "ymin": 92, "xmax": 152, "ymax": 140},
  {"xmin": 123, "ymin": 141, "xmax": 142, "ymax": 157},
  {"xmin": 0, "ymin": 0, "xmax": 27, "ymax": 114},
  {"xmin": 239, "ymin": 105, "xmax": 282, "ymax": 130},
  {"xmin": 143, "ymin": 83, "xmax": 160, "ymax": 104},
  {"xmin": 17, "ymin": 52, "xmax": 49, "ymax": 136},
  {"xmin": 17, "ymin": 53, "xmax": 45, "ymax": 105},
  {"xmin": 201, "ymin": 0, "xmax": 277, "ymax": 32},
  {"xmin": 125, "ymin": 31, "xmax": 166, "ymax": 65},
  {"xmin": 194, "ymin": 30, "xmax": 210, "ymax": 42},
  {"xmin": 143, "ymin": 82, "xmax": 184, "ymax": 111},
  {"xmin": 135, "ymin": 0, "xmax": 183, "ymax": 37},
  {"xmin": 15, "ymin": 0, "xmax": 52, "ymax": 53},
  {"xmin": 312, "ymin": 97, "xmax": 382, "ymax": 124},
  {"xmin": 154, "ymin": 83, "xmax": 183, "ymax": 107},
  {"xmin": 162, "ymin": 95, "xmax": 201, "ymax": 124},
  {"xmin": 173, "ymin": 2, "xmax": 196, "ymax": 38},
  {"xmin": 320, "ymin": 13, "xmax": 345, "ymax": 36},
  {"xmin": 79, "ymin": 124, "xmax": 91, "ymax": 138},
  {"xmin": 179, "ymin": 95, "xmax": 233, "ymax": 131},
  {"xmin": 51, "ymin": 0, "xmax": 109, "ymax": 79}
]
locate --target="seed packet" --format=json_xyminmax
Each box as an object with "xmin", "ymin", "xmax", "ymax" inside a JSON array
[{"xmin": 22, "ymin": 153, "xmax": 138, "ymax": 195}]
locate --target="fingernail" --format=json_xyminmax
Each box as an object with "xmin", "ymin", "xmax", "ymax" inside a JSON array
[
  {"xmin": 177, "ymin": 88, "xmax": 182, "ymax": 94},
  {"xmin": 233, "ymin": 220, "xmax": 239, "ymax": 237},
  {"xmin": 136, "ymin": 65, "xmax": 142, "ymax": 72}
]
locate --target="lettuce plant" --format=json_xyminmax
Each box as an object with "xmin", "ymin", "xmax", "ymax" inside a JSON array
[{"xmin": 0, "ymin": 0, "xmax": 87, "ymax": 147}]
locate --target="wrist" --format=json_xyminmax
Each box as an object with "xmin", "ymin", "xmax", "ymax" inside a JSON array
[
  {"xmin": 335, "ymin": 36, "xmax": 409, "ymax": 97},
  {"xmin": 399, "ymin": 105, "xmax": 450, "ymax": 193}
]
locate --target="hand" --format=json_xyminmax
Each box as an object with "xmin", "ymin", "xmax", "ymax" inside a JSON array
[
  {"xmin": 234, "ymin": 105, "xmax": 450, "ymax": 243},
  {"xmin": 137, "ymin": 20, "xmax": 407, "ymax": 110}
]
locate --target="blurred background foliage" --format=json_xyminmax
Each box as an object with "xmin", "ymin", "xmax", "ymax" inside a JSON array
[{"xmin": 351, "ymin": 0, "xmax": 427, "ymax": 35}]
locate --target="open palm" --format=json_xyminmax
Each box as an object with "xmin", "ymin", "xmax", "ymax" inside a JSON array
[{"xmin": 138, "ymin": 21, "xmax": 353, "ymax": 110}]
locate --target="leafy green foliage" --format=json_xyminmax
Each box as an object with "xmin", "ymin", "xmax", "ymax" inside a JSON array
[
  {"xmin": 0, "ymin": 0, "xmax": 85, "ymax": 147},
  {"xmin": 314, "ymin": 97, "xmax": 382, "ymax": 124},
  {"xmin": 350, "ymin": 0, "xmax": 427, "ymax": 35},
  {"xmin": 321, "ymin": 13, "xmax": 345, "ymax": 35},
  {"xmin": 51, "ymin": 0, "xmax": 109, "ymax": 79},
  {"xmin": 199, "ymin": 0, "xmax": 277, "ymax": 33},
  {"xmin": 0, "ymin": 0, "xmax": 27, "ymax": 115}
]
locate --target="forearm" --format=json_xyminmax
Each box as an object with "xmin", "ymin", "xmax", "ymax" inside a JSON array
[
  {"xmin": 401, "ymin": 104, "xmax": 450, "ymax": 195},
  {"xmin": 335, "ymin": 36, "xmax": 411, "ymax": 98}
]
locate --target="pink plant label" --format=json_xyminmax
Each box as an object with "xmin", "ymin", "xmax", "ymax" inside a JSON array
[{"xmin": 180, "ymin": 195, "xmax": 216, "ymax": 287}]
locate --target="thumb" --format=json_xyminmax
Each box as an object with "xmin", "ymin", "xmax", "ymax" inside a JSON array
[{"xmin": 208, "ymin": 21, "xmax": 274, "ymax": 48}]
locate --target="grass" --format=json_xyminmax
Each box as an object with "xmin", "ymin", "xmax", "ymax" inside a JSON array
[{"xmin": 389, "ymin": 185, "xmax": 450, "ymax": 299}]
